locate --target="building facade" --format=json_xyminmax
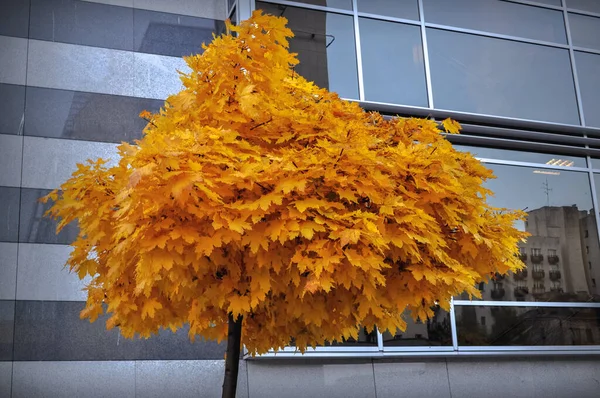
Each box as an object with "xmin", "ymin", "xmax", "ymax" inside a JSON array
[{"xmin": 1, "ymin": 0, "xmax": 600, "ymax": 397}]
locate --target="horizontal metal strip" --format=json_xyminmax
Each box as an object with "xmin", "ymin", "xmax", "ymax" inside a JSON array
[
  {"xmin": 445, "ymin": 135, "xmax": 600, "ymax": 158},
  {"xmin": 567, "ymin": 7, "xmax": 600, "ymax": 19},
  {"xmin": 257, "ymin": 0, "xmax": 354, "ymax": 15},
  {"xmin": 256, "ymin": 348, "xmax": 600, "ymax": 358},
  {"xmin": 458, "ymin": 123, "xmax": 595, "ymax": 143},
  {"xmin": 424, "ymin": 22, "xmax": 570, "ymax": 49},
  {"xmin": 453, "ymin": 300, "xmax": 600, "ymax": 307},
  {"xmin": 355, "ymin": 99, "xmax": 600, "ymax": 138},
  {"xmin": 503, "ymin": 0, "xmax": 563, "ymax": 11}
]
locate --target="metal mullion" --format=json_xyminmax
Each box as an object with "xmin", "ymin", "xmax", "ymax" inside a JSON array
[
  {"xmin": 418, "ymin": 0, "xmax": 434, "ymax": 108},
  {"xmin": 351, "ymin": 0, "xmax": 365, "ymax": 101},
  {"xmin": 238, "ymin": 0, "xmax": 253, "ymax": 21},
  {"xmin": 476, "ymin": 157, "xmax": 590, "ymax": 173},
  {"xmin": 566, "ymin": 7, "xmax": 600, "ymax": 19},
  {"xmin": 562, "ymin": 1, "xmax": 587, "ymax": 126},
  {"xmin": 425, "ymin": 22, "xmax": 570, "ymax": 49},
  {"xmin": 256, "ymin": 0, "xmax": 354, "ymax": 16},
  {"xmin": 449, "ymin": 298, "xmax": 459, "ymax": 351},
  {"xmin": 356, "ymin": 12, "xmax": 420, "ymax": 26},
  {"xmin": 459, "ymin": 345, "xmax": 600, "ymax": 352},
  {"xmin": 572, "ymin": 45, "xmax": 600, "ymax": 56},
  {"xmin": 501, "ymin": 0, "xmax": 563, "ymax": 10},
  {"xmin": 453, "ymin": 300, "xmax": 600, "ymax": 308},
  {"xmin": 383, "ymin": 346, "xmax": 455, "ymax": 353}
]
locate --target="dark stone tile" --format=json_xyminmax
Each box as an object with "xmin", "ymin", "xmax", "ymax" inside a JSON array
[
  {"xmin": 0, "ymin": 300, "xmax": 15, "ymax": 360},
  {"xmin": 18, "ymin": 188, "xmax": 79, "ymax": 244},
  {"xmin": 0, "ymin": 186, "xmax": 20, "ymax": 243},
  {"xmin": 29, "ymin": 0, "xmax": 133, "ymax": 51},
  {"xmin": 134, "ymin": 8, "xmax": 225, "ymax": 57},
  {"xmin": 0, "ymin": 0, "xmax": 30, "ymax": 38},
  {"xmin": 0, "ymin": 84, "xmax": 26, "ymax": 135},
  {"xmin": 13, "ymin": 300, "xmax": 226, "ymax": 361},
  {"xmin": 24, "ymin": 86, "xmax": 164, "ymax": 143}
]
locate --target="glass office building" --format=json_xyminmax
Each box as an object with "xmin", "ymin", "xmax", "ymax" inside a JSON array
[{"xmin": 1, "ymin": 0, "xmax": 600, "ymax": 396}]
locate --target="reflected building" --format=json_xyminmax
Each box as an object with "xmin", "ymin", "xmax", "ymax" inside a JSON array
[
  {"xmin": 458, "ymin": 205, "xmax": 600, "ymax": 345},
  {"xmin": 515, "ymin": 205, "xmax": 599, "ymax": 302}
]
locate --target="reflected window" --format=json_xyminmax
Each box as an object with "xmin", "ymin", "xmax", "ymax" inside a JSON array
[
  {"xmin": 569, "ymin": 13, "xmax": 600, "ymax": 51},
  {"xmin": 456, "ymin": 163, "xmax": 600, "ymax": 302},
  {"xmin": 357, "ymin": 0, "xmax": 419, "ymax": 20},
  {"xmin": 288, "ymin": 326, "xmax": 378, "ymax": 347},
  {"xmin": 256, "ymin": 2, "xmax": 359, "ymax": 99},
  {"xmin": 359, "ymin": 18, "xmax": 427, "ymax": 106},
  {"xmin": 575, "ymin": 51, "xmax": 600, "ymax": 128},
  {"xmin": 427, "ymin": 28, "xmax": 580, "ymax": 124},
  {"xmin": 382, "ymin": 308, "xmax": 452, "ymax": 347},
  {"xmin": 567, "ymin": 0, "xmax": 600, "ymax": 14},
  {"xmin": 456, "ymin": 305, "xmax": 600, "ymax": 346},
  {"xmin": 535, "ymin": 0, "xmax": 561, "ymax": 5},
  {"xmin": 424, "ymin": 0, "xmax": 567, "ymax": 44}
]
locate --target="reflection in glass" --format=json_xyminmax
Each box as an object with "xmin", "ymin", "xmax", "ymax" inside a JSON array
[
  {"xmin": 359, "ymin": 18, "xmax": 427, "ymax": 106},
  {"xmin": 289, "ymin": 326, "xmax": 378, "ymax": 347},
  {"xmin": 427, "ymin": 28, "xmax": 580, "ymax": 125},
  {"xmin": 285, "ymin": 0, "xmax": 353, "ymax": 10},
  {"xmin": 567, "ymin": 0, "xmax": 600, "ymax": 14},
  {"xmin": 382, "ymin": 308, "xmax": 452, "ymax": 346},
  {"xmin": 257, "ymin": 2, "xmax": 359, "ymax": 99},
  {"xmin": 357, "ymin": 0, "xmax": 419, "ymax": 20},
  {"xmin": 452, "ymin": 145, "xmax": 586, "ymax": 167},
  {"xmin": 568, "ymin": 13, "xmax": 600, "ymax": 51},
  {"xmin": 574, "ymin": 51, "xmax": 600, "ymax": 128},
  {"xmin": 535, "ymin": 0, "xmax": 561, "ymax": 5},
  {"xmin": 456, "ymin": 163, "xmax": 600, "ymax": 302},
  {"xmin": 424, "ymin": 0, "xmax": 567, "ymax": 44},
  {"xmin": 456, "ymin": 305, "xmax": 600, "ymax": 345}
]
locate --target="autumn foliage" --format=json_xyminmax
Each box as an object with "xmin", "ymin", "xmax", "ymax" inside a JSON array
[{"xmin": 43, "ymin": 11, "xmax": 526, "ymax": 355}]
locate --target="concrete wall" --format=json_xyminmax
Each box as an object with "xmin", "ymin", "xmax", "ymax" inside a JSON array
[{"xmin": 3, "ymin": 357, "xmax": 600, "ymax": 397}]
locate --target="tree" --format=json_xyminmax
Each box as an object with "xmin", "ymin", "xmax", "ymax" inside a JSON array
[{"xmin": 42, "ymin": 10, "xmax": 527, "ymax": 398}]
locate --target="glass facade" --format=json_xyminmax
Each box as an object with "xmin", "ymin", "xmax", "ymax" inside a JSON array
[{"xmin": 253, "ymin": 0, "xmax": 600, "ymax": 356}]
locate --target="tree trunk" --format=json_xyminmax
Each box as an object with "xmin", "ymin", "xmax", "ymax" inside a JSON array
[{"xmin": 222, "ymin": 313, "xmax": 243, "ymax": 398}]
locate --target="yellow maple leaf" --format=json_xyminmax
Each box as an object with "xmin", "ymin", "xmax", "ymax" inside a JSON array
[{"xmin": 442, "ymin": 118, "xmax": 461, "ymax": 134}]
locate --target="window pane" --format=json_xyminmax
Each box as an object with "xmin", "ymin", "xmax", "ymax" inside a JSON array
[
  {"xmin": 289, "ymin": 326, "xmax": 378, "ymax": 347},
  {"xmin": 454, "ymin": 164, "xmax": 600, "ymax": 302},
  {"xmin": 569, "ymin": 13, "xmax": 600, "ymax": 51},
  {"xmin": 382, "ymin": 308, "xmax": 452, "ymax": 346},
  {"xmin": 536, "ymin": 0, "xmax": 561, "ymax": 5},
  {"xmin": 427, "ymin": 28, "xmax": 580, "ymax": 125},
  {"xmin": 575, "ymin": 51, "xmax": 600, "ymax": 128},
  {"xmin": 456, "ymin": 305, "xmax": 600, "ymax": 346},
  {"xmin": 357, "ymin": 0, "xmax": 419, "ymax": 20},
  {"xmin": 256, "ymin": 2, "xmax": 359, "ymax": 99},
  {"xmin": 286, "ymin": 0, "xmax": 353, "ymax": 10},
  {"xmin": 424, "ymin": 0, "xmax": 567, "ymax": 44},
  {"xmin": 452, "ymin": 145, "xmax": 586, "ymax": 167},
  {"xmin": 567, "ymin": 0, "xmax": 600, "ymax": 13},
  {"xmin": 359, "ymin": 18, "xmax": 427, "ymax": 106}
]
